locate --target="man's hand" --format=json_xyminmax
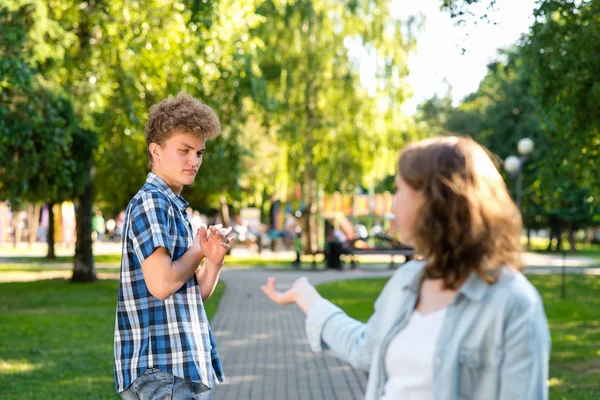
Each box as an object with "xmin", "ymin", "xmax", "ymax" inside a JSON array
[{"xmin": 198, "ymin": 224, "xmax": 235, "ymax": 267}]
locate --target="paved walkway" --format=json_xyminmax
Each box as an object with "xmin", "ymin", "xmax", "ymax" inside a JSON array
[{"xmin": 211, "ymin": 268, "xmax": 395, "ymax": 400}]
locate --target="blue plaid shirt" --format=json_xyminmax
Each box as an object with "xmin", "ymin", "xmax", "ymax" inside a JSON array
[{"xmin": 114, "ymin": 172, "xmax": 225, "ymax": 393}]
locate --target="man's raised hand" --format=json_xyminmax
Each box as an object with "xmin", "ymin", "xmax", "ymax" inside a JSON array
[{"xmin": 198, "ymin": 225, "xmax": 235, "ymax": 266}]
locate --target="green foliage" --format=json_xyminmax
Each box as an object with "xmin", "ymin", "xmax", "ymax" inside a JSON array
[
  {"xmin": 429, "ymin": 43, "xmax": 598, "ymax": 232},
  {"xmin": 0, "ymin": 1, "xmax": 94, "ymax": 204},
  {"xmin": 3, "ymin": 0, "xmax": 422, "ymax": 216},
  {"xmin": 523, "ymin": 0, "xmax": 600, "ymax": 211},
  {"xmin": 438, "ymin": 0, "xmax": 600, "ymax": 236}
]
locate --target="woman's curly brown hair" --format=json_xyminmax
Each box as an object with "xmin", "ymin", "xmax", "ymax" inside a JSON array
[
  {"xmin": 398, "ymin": 136, "xmax": 522, "ymax": 289},
  {"xmin": 144, "ymin": 91, "xmax": 221, "ymax": 165}
]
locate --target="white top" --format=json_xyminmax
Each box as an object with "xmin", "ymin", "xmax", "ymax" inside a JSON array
[{"xmin": 381, "ymin": 307, "xmax": 447, "ymax": 400}]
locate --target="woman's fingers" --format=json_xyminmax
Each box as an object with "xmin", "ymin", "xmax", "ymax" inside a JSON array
[
  {"xmin": 260, "ymin": 277, "xmax": 277, "ymax": 299},
  {"xmin": 260, "ymin": 277, "xmax": 297, "ymax": 305}
]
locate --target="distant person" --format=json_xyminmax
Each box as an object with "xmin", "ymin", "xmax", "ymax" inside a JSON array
[
  {"xmin": 114, "ymin": 211, "xmax": 125, "ymax": 240},
  {"xmin": 292, "ymin": 228, "xmax": 303, "ymax": 268},
  {"xmin": 91, "ymin": 211, "xmax": 105, "ymax": 241},
  {"xmin": 114, "ymin": 92, "xmax": 235, "ymax": 399},
  {"xmin": 261, "ymin": 136, "xmax": 551, "ymax": 400}
]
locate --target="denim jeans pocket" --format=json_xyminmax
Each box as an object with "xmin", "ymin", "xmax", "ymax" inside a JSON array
[{"xmin": 132, "ymin": 368, "xmax": 175, "ymax": 399}]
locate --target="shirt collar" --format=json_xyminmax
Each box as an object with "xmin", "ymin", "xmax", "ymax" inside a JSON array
[
  {"xmin": 402, "ymin": 261, "xmax": 490, "ymax": 302},
  {"xmin": 402, "ymin": 261, "xmax": 425, "ymax": 294},
  {"xmin": 145, "ymin": 172, "xmax": 189, "ymax": 212},
  {"xmin": 457, "ymin": 272, "xmax": 490, "ymax": 301}
]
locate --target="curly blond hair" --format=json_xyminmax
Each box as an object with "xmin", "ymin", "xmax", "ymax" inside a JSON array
[
  {"xmin": 144, "ymin": 92, "xmax": 221, "ymax": 165},
  {"xmin": 398, "ymin": 136, "xmax": 522, "ymax": 289}
]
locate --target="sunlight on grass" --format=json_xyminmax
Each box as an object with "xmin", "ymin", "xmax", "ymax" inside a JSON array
[
  {"xmin": 0, "ymin": 360, "xmax": 43, "ymax": 373},
  {"xmin": 548, "ymin": 377, "xmax": 564, "ymax": 388}
]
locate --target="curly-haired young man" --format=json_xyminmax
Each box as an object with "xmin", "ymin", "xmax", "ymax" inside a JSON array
[{"xmin": 114, "ymin": 92, "xmax": 234, "ymax": 400}]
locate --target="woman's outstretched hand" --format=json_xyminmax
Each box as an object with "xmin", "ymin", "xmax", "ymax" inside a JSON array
[
  {"xmin": 261, "ymin": 276, "xmax": 322, "ymax": 314},
  {"xmin": 260, "ymin": 277, "xmax": 298, "ymax": 305}
]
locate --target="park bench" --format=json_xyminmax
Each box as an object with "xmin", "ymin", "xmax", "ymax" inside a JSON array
[{"xmin": 346, "ymin": 235, "xmax": 414, "ymax": 269}]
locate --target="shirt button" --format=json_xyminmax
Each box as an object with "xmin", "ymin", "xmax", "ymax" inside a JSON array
[{"xmin": 435, "ymin": 358, "xmax": 441, "ymax": 366}]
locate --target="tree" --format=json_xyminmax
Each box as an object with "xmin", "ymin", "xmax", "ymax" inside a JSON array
[
  {"xmin": 71, "ymin": 128, "xmax": 98, "ymax": 282},
  {"xmin": 0, "ymin": 1, "xmax": 86, "ymax": 259},
  {"xmin": 427, "ymin": 38, "xmax": 599, "ymax": 251},
  {"xmin": 523, "ymin": 0, "xmax": 600, "ymax": 196},
  {"xmin": 45, "ymin": 0, "xmax": 267, "ymax": 213},
  {"xmin": 253, "ymin": 0, "xmax": 417, "ymax": 252}
]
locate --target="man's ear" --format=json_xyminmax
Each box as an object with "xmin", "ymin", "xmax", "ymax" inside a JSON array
[{"xmin": 149, "ymin": 143, "xmax": 160, "ymax": 161}]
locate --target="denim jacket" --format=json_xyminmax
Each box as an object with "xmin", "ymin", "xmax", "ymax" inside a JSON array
[{"xmin": 306, "ymin": 261, "xmax": 551, "ymax": 400}]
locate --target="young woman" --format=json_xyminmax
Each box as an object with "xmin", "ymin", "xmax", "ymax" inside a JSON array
[{"xmin": 261, "ymin": 136, "xmax": 550, "ymax": 400}]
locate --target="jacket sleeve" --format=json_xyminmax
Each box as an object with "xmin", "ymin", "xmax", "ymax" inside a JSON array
[
  {"xmin": 498, "ymin": 295, "xmax": 551, "ymax": 399},
  {"xmin": 304, "ymin": 284, "xmax": 389, "ymax": 372}
]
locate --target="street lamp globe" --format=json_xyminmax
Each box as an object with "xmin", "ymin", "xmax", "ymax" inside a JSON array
[
  {"xmin": 504, "ymin": 155, "xmax": 521, "ymax": 175},
  {"xmin": 518, "ymin": 138, "xmax": 534, "ymax": 156}
]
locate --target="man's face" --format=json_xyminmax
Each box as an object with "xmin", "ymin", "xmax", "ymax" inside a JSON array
[{"xmin": 150, "ymin": 131, "xmax": 206, "ymax": 194}]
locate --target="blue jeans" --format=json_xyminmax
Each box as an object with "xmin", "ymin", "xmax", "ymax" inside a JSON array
[{"xmin": 119, "ymin": 368, "xmax": 212, "ymax": 400}]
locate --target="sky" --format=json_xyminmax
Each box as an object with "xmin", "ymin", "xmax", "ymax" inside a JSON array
[{"xmin": 383, "ymin": 0, "xmax": 539, "ymax": 114}]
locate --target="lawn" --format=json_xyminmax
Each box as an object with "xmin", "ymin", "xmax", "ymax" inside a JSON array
[
  {"xmin": 316, "ymin": 275, "xmax": 600, "ymax": 400},
  {"xmin": 0, "ymin": 279, "xmax": 225, "ymax": 400},
  {"xmin": 0, "ymin": 254, "xmax": 324, "ymax": 270}
]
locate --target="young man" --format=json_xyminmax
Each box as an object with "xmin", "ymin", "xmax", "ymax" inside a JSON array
[{"xmin": 114, "ymin": 92, "xmax": 234, "ymax": 399}]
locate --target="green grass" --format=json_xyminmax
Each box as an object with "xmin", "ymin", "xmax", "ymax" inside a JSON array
[
  {"xmin": 0, "ymin": 264, "xmax": 121, "ymax": 273},
  {"xmin": 316, "ymin": 275, "xmax": 600, "ymax": 400},
  {"xmin": 0, "ymin": 279, "xmax": 225, "ymax": 400},
  {"xmin": 0, "ymin": 253, "xmax": 321, "ymax": 267},
  {"xmin": 0, "ymin": 255, "xmax": 332, "ymax": 274},
  {"xmin": 0, "ymin": 254, "xmax": 123, "ymax": 264}
]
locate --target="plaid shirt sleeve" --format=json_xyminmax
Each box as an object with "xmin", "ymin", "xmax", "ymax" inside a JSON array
[{"xmin": 129, "ymin": 192, "xmax": 174, "ymax": 263}]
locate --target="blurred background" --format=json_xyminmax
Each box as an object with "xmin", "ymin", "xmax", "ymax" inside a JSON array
[{"xmin": 1, "ymin": 1, "xmax": 599, "ymax": 398}]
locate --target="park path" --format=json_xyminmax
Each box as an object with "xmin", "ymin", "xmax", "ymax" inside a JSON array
[{"xmin": 210, "ymin": 268, "xmax": 395, "ymax": 400}]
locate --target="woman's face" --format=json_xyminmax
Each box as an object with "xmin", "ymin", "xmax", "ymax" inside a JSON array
[{"xmin": 391, "ymin": 175, "xmax": 425, "ymax": 247}]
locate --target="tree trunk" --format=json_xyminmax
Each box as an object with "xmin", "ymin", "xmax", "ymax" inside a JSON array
[
  {"xmin": 584, "ymin": 228, "xmax": 594, "ymax": 244},
  {"xmin": 12, "ymin": 212, "xmax": 20, "ymax": 247},
  {"xmin": 71, "ymin": 180, "xmax": 97, "ymax": 283},
  {"xmin": 556, "ymin": 228, "xmax": 563, "ymax": 252},
  {"xmin": 47, "ymin": 202, "xmax": 56, "ymax": 259},
  {"xmin": 567, "ymin": 223, "xmax": 577, "ymax": 253},
  {"xmin": 526, "ymin": 228, "xmax": 531, "ymax": 251},
  {"xmin": 220, "ymin": 195, "xmax": 231, "ymax": 227},
  {"xmin": 546, "ymin": 229, "xmax": 553, "ymax": 252},
  {"xmin": 300, "ymin": 4, "xmax": 318, "ymax": 256}
]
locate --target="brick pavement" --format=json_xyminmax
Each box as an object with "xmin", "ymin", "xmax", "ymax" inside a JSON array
[{"xmin": 210, "ymin": 268, "xmax": 395, "ymax": 400}]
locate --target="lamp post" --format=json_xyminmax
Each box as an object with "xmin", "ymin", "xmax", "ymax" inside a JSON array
[{"xmin": 504, "ymin": 138, "xmax": 534, "ymax": 210}]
